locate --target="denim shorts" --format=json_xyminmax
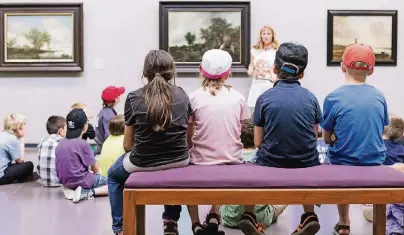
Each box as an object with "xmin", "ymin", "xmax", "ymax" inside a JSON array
[{"xmin": 92, "ymin": 174, "xmax": 108, "ymax": 188}]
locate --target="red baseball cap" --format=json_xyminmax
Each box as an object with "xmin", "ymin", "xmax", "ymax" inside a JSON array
[
  {"xmin": 101, "ymin": 86, "xmax": 125, "ymax": 102},
  {"xmin": 342, "ymin": 44, "xmax": 375, "ymax": 70}
]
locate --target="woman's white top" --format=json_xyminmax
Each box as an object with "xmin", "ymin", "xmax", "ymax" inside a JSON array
[{"xmin": 247, "ymin": 48, "xmax": 277, "ymax": 108}]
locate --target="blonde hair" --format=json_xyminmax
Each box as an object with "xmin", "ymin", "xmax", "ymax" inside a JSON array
[
  {"xmin": 200, "ymin": 74, "xmax": 232, "ymax": 96},
  {"xmin": 384, "ymin": 114, "xmax": 404, "ymax": 141},
  {"xmin": 253, "ymin": 26, "xmax": 279, "ymax": 50},
  {"xmin": 346, "ymin": 62, "xmax": 371, "ymax": 77},
  {"xmin": 71, "ymin": 103, "xmax": 88, "ymax": 110},
  {"xmin": 4, "ymin": 113, "xmax": 26, "ymax": 134}
]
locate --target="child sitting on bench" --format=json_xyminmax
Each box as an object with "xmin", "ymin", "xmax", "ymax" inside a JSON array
[
  {"xmin": 321, "ymin": 44, "xmax": 389, "ymax": 235},
  {"xmin": 107, "ymin": 50, "xmax": 191, "ymax": 235},
  {"xmin": 239, "ymin": 42, "xmax": 323, "ymax": 235}
]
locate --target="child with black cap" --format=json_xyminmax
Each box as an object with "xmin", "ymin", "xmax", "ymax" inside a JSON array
[
  {"xmin": 55, "ymin": 108, "xmax": 108, "ymax": 203},
  {"xmin": 239, "ymin": 42, "xmax": 323, "ymax": 235}
]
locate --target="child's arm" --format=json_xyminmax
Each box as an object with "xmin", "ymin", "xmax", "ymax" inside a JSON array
[
  {"xmin": 187, "ymin": 122, "xmax": 194, "ymax": 149},
  {"xmin": 123, "ymin": 125, "xmax": 134, "ymax": 152},
  {"xmin": 90, "ymin": 161, "xmax": 101, "ymax": 174},
  {"xmin": 322, "ymin": 130, "xmax": 336, "ymax": 145},
  {"xmin": 254, "ymin": 126, "xmax": 264, "ymax": 148}
]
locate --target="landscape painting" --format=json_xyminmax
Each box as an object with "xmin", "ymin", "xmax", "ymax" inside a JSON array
[
  {"xmin": 0, "ymin": 3, "xmax": 83, "ymax": 72},
  {"xmin": 160, "ymin": 2, "xmax": 250, "ymax": 74},
  {"xmin": 327, "ymin": 10, "xmax": 397, "ymax": 66},
  {"xmin": 5, "ymin": 13, "xmax": 74, "ymax": 63},
  {"xmin": 168, "ymin": 11, "xmax": 241, "ymax": 63}
]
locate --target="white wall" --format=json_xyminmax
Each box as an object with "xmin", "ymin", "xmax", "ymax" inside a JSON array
[{"xmin": 0, "ymin": 0, "xmax": 402, "ymax": 143}]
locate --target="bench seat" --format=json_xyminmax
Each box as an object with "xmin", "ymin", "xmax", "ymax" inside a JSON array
[{"xmin": 125, "ymin": 164, "xmax": 404, "ymax": 188}]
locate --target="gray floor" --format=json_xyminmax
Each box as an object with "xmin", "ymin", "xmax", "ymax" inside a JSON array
[{"xmin": 0, "ymin": 150, "xmax": 373, "ymax": 235}]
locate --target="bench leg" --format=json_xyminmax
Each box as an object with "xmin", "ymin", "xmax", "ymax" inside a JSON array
[
  {"xmin": 136, "ymin": 205, "xmax": 145, "ymax": 235},
  {"xmin": 373, "ymin": 204, "xmax": 386, "ymax": 235}
]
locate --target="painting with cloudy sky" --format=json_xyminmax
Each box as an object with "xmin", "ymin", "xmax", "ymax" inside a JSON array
[
  {"xmin": 168, "ymin": 11, "xmax": 242, "ymax": 63},
  {"xmin": 5, "ymin": 13, "xmax": 74, "ymax": 62}
]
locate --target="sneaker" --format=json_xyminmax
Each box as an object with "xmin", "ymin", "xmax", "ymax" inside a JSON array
[
  {"xmin": 291, "ymin": 212, "xmax": 320, "ymax": 235},
  {"xmin": 164, "ymin": 220, "xmax": 179, "ymax": 235},
  {"xmin": 62, "ymin": 186, "xmax": 75, "ymax": 200},
  {"xmin": 72, "ymin": 186, "xmax": 94, "ymax": 203},
  {"xmin": 114, "ymin": 232, "xmax": 123, "ymax": 235},
  {"xmin": 239, "ymin": 212, "xmax": 266, "ymax": 235}
]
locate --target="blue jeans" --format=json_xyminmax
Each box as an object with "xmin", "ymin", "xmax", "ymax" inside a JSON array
[{"xmin": 108, "ymin": 153, "xmax": 131, "ymax": 233}]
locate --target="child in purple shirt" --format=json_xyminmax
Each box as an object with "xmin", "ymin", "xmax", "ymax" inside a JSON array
[{"xmin": 56, "ymin": 108, "xmax": 108, "ymax": 203}]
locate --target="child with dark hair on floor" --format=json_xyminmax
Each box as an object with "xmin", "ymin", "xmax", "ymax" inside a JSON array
[
  {"xmin": 0, "ymin": 113, "xmax": 38, "ymax": 185},
  {"xmin": 37, "ymin": 115, "xmax": 66, "ymax": 187},
  {"xmin": 221, "ymin": 117, "xmax": 287, "ymax": 231},
  {"xmin": 94, "ymin": 86, "xmax": 125, "ymax": 156},
  {"xmin": 362, "ymin": 115, "xmax": 404, "ymax": 235},
  {"xmin": 56, "ymin": 109, "xmax": 108, "ymax": 203},
  {"xmin": 239, "ymin": 42, "xmax": 323, "ymax": 235},
  {"xmin": 98, "ymin": 114, "xmax": 125, "ymax": 176}
]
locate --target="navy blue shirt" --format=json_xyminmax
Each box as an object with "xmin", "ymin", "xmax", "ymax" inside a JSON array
[
  {"xmin": 320, "ymin": 84, "xmax": 389, "ymax": 166},
  {"xmin": 95, "ymin": 107, "xmax": 117, "ymax": 155},
  {"xmin": 383, "ymin": 140, "xmax": 404, "ymax": 166},
  {"xmin": 253, "ymin": 80, "xmax": 323, "ymax": 168}
]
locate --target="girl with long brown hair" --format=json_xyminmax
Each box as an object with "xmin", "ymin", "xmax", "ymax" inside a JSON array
[{"xmin": 107, "ymin": 50, "xmax": 191, "ymax": 235}]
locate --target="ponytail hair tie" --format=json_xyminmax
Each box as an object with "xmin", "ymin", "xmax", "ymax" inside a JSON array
[{"xmin": 155, "ymin": 73, "xmax": 161, "ymax": 77}]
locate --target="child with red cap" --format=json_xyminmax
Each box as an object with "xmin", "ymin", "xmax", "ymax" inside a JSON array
[
  {"xmin": 94, "ymin": 86, "xmax": 125, "ymax": 156},
  {"xmin": 320, "ymin": 44, "xmax": 389, "ymax": 235}
]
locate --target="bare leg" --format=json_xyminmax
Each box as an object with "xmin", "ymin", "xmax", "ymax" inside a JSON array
[
  {"xmin": 93, "ymin": 185, "xmax": 108, "ymax": 196},
  {"xmin": 187, "ymin": 205, "xmax": 200, "ymax": 224},
  {"xmin": 337, "ymin": 204, "xmax": 350, "ymax": 233},
  {"xmin": 210, "ymin": 205, "xmax": 220, "ymax": 214},
  {"xmin": 303, "ymin": 205, "xmax": 315, "ymax": 213}
]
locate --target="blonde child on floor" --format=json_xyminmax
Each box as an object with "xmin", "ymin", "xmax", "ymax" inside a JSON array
[
  {"xmin": 0, "ymin": 113, "xmax": 38, "ymax": 185},
  {"xmin": 98, "ymin": 114, "xmax": 125, "ymax": 176},
  {"xmin": 179, "ymin": 49, "xmax": 250, "ymax": 235}
]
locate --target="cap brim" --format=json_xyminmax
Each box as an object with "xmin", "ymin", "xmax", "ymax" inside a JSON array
[
  {"xmin": 117, "ymin": 87, "xmax": 125, "ymax": 96},
  {"xmin": 66, "ymin": 128, "xmax": 82, "ymax": 139}
]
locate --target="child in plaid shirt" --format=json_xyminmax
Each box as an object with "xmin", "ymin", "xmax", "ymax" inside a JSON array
[{"xmin": 37, "ymin": 116, "xmax": 66, "ymax": 187}]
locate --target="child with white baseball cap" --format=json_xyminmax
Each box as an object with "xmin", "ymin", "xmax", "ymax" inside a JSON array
[{"xmin": 184, "ymin": 49, "xmax": 251, "ymax": 235}]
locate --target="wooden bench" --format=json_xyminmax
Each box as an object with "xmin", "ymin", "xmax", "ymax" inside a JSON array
[{"xmin": 123, "ymin": 164, "xmax": 404, "ymax": 235}]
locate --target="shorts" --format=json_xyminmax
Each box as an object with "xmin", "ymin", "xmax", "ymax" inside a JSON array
[
  {"xmin": 220, "ymin": 205, "xmax": 276, "ymax": 228},
  {"xmin": 91, "ymin": 174, "xmax": 108, "ymax": 188}
]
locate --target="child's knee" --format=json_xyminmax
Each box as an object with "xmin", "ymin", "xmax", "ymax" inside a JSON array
[{"xmin": 25, "ymin": 161, "xmax": 34, "ymax": 172}]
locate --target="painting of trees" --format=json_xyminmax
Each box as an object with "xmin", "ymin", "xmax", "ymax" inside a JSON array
[
  {"xmin": 169, "ymin": 15, "xmax": 241, "ymax": 63},
  {"xmin": 24, "ymin": 28, "xmax": 51, "ymax": 50}
]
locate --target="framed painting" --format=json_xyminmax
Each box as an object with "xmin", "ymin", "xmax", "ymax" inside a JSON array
[
  {"xmin": 0, "ymin": 3, "xmax": 83, "ymax": 72},
  {"xmin": 327, "ymin": 10, "xmax": 398, "ymax": 66},
  {"xmin": 159, "ymin": 1, "xmax": 251, "ymax": 74}
]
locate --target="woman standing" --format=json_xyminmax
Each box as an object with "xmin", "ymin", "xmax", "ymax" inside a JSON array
[{"xmin": 247, "ymin": 26, "xmax": 280, "ymax": 111}]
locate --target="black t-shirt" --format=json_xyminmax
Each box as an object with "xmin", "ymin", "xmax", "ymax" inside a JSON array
[
  {"xmin": 254, "ymin": 80, "xmax": 323, "ymax": 168},
  {"xmin": 124, "ymin": 85, "xmax": 191, "ymax": 167}
]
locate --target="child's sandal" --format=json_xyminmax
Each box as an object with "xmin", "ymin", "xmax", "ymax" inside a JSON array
[
  {"xmin": 204, "ymin": 213, "xmax": 225, "ymax": 235},
  {"xmin": 192, "ymin": 222, "xmax": 207, "ymax": 235},
  {"xmin": 333, "ymin": 223, "xmax": 350, "ymax": 235}
]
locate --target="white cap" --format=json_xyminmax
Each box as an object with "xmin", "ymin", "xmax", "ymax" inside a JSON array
[{"xmin": 200, "ymin": 49, "xmax": 232, "ymax": 80}]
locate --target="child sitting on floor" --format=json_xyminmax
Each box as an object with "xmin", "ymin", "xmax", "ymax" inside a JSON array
[
  {"xmin": 0, "ymin": 113, "xmax": 38, "ymax": 185},
  {"xmin": 221, "ymin": 117, "xmax": 287, "ymax": 230},
  {"xmin": 37, "ymin": 115, "xmax": 66, "ymax": 187},
  {"xmin": 98, "ymin": 114, "xmax": 125, "ymax": 176},
  {"xmin": 56, "ymin": 108, "xmax": 108, "ymax": 203},
  {"xmin": 71, "ymin": 103, "xmax": 96, "ymax": 142},
  {"xmin": 95, "ymin": 86, "xmax": 125, "ymax": 156},
  {"xmin": 239, "ymin": 42, "xmax": 323, "ymax": 235},
  {"xmin": 362, "ymin": 115, "xmax": 404, "ymax": 235}
]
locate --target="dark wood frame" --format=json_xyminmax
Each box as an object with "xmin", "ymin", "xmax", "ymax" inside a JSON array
[
  {"xmin": 159, "ymin": 1, "xmax": 251, "ymax": 75},
  {"xmin": 0, "ymin": 3, "xmax": 84, "ymax": 72},
  {"xmin": 327, "ymin": 10, "xmax": 398, "ymax": 66},
  {"xmin": 123, "ymin": 188, "xmax": 404, "ymax": 235}
]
